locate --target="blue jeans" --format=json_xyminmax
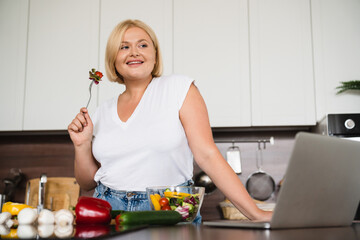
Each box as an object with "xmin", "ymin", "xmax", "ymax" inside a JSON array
[{"xmin": 93, "ymin": 180, "xmax": 202, "ymax": 224}]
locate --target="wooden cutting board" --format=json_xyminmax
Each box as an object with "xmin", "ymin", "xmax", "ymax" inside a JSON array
[{"xmin": 25, "ymin": 177, "xmax": 80, "ymax": 211}]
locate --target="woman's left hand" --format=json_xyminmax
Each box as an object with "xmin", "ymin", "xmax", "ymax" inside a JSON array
[{"xmin": 257, "ymin": 209, "xmax": 273, "ymax": 222}]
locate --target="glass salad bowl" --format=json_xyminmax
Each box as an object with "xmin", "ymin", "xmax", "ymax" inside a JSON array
[{"xmin": 146, "ymin": 186, "xmax": 205, "ymax": 223}]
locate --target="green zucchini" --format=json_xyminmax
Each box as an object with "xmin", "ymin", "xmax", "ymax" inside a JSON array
[{"xmin": 116, "ymin": 211, "xmax": 182, "ymax": 226}]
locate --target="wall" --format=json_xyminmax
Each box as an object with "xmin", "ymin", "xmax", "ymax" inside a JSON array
[
  {"xmin": 0, "ymin": 133, "xmax": 76, "ymax": 202},
  {"xmin": 0, "ymin": 128, "xmax": 306, "ymax": 220}
]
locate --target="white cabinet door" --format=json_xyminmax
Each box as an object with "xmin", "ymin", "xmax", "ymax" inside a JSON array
[
  {"xmin": 312, "ymin": 0, "xmax": 360, "ymax": 121},
  {"xmin": 249, "ymin": 0, "xmax": 316, "ymax": 126},
  {"xmin": 174, "ymin": 0, "xmax": 252, "ymax": 127},
  {"xmin": 23, "ymin": 0, "xmax": 100, "ymax": 130},
  {"xmin": 0, "ymin": 0, "xmax": 28, "ymax": 131},
  {"xmin": 98, "ymin": 0, "xmax": 173, "ymax": 105}
]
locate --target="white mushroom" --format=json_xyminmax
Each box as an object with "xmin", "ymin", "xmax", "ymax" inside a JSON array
[
  {"xmin": 17, "ymin": 208, "xmax": 38, "ymax": 225},
  {"xmin": 54, "ymin": 209, "xmax": 74, "ymax": 226},
  {"xmin": 38, "ymin": 209, "xmax": 55, "ymax": 225},
  {"xmin": 0, "ymin": 212, "xmax": 14, "ymax": 228},
  {"xmin": 17, "ymin": 225, "xmax": 37, "ymax": 239},
  {"xmin": 38, "ymin": 224, "xmax": 55, "ymax": 238},
  {"xmin": 4, "ymin": 219, "xmax": 14, "ymax": 228},
  {"xmin": 0, "ymin": 224, "xmax": 10, "ymax": 236},
  {"xmin": 0, "ymin": 212, "xmax": 11, "ymax": 225},
  {"xmin": 54, "ymin": 224, "xmax": 74, "ymax": 238}
]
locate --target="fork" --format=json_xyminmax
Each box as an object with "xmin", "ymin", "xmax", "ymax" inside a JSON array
[{"xmin": 85, "ymin": 81, "xmax": 94, "ymax": 109}]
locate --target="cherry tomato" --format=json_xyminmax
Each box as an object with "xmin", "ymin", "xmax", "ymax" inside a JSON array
[
  {"xmin": 158, "ymin": 197, "xmax": 169, "ymax": 207},
  {"xmin": 161, "ymin": 205, "xmax": 171, "ymax": 211},
  {"xmin": 95, "ymin": 71, "xmax": 103, "ymax": 78},
  {"xmin": 115, "ymin": 214, "xmax": 122, "ymax": 225}
]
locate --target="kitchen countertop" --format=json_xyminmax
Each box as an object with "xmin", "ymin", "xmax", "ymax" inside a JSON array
[
  {"xmin": 108, "ymin": 223, "xmax": 360, "ymax": 240},
  {"xmin": 3, "ymin": 222, "xmax": 359, "ymax": 239}
]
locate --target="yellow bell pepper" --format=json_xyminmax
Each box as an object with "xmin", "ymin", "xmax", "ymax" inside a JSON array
[
  {"xmin": 1, "ymin": 228, "xmax": 18, "ymax": 239},
  {"xmin": 149, "ymin": 195, "xmax": 161, "ymax": 211},
  {"xmin": 2, "ymin": 202, "xmax": 32, "ymax": 216},
  {"xmin": 154, "ymin": 194, "xmax": 161, "ymax": 201},
  {"xmin": 164, "ymin": 191, "xmax": 191, "ymax": 198}
]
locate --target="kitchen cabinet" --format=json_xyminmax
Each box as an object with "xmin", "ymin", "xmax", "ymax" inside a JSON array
[
  {"xmin": 174, "ymin": 0, "xmax": 252, "ymax": 127},
  {"xmin": 98, "ymin": 0, "xmax": 173, "ymax": 106},
  {"xmin": 0, "ymin": 0, "xmax": 29, "ymax": 131},
  {"xmin": 23, "ymin": 0, "xmax": 100, "ymax": 130},
  {"xmin": 1, "ymin": 0, "xmax": 359, "ymax": 131},
  {"xmin": 174, "ymin": 0, "xmax": 316, "ymax": 127},
  {"xmin": 249, "ymin": 0, "xmax": 316, "ymax": 126},
  {"xmin": 311, "ymin": 0, "xmax": 360, "ymax": 121}
]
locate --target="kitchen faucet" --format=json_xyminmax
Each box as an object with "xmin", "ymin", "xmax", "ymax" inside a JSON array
[{"xmin": 37, "ymin": 173, "xmax": 47, "ymax": 213}]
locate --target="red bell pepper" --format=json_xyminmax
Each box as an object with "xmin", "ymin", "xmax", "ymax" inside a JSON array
[
  {"xmin": 75, "ymin": 196, "xmax": 112, "ymax": 225},
  {"xmin": 75, "ymin": 224, "xmax": 110, "ymax": 238}
]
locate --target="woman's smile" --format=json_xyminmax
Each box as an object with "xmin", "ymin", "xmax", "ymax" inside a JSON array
[{"xmin": 126, "ymin": 59, "xmax": 144, "ymax": 66}]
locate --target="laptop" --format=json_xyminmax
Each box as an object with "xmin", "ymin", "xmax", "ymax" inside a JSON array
[{"xmin": 203, "ymin": 132, "xmax": 360, "ymax": 229}]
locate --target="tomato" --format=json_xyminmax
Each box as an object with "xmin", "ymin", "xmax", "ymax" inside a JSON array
[
  {"xmin": 161, "ymin": 205, "xmax": 171, "ymax": 211},
  {"xmin": 159, "ymin": 197, "xmax": 169, "ymax": 207},
  {"xmin": 115, "ymin": 214, "xmax": 122, "ymax": 225},
  {"xmin": 95, "ymin": 71, "xmax": 103, "ymax": 78}
]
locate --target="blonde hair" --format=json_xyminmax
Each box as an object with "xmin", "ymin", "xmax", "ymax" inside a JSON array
[{"xmin": 105, "ymin": 19, "xmax": 163, "ymax": 84}]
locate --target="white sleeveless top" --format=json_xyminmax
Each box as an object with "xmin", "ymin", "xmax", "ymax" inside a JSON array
[{"xmin": 92, "ymin": 74, "xmax": 194, "ymax": 191}]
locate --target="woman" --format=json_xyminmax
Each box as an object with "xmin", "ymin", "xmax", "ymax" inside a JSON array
[{"xmin": 68, "ymin": 19, "xmax": 272, "ymax": 222}]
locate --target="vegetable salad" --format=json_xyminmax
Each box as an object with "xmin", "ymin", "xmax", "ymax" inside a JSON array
[{"xmin": 150, "ymin": 189, "xmax": 201, "ymax": 222}]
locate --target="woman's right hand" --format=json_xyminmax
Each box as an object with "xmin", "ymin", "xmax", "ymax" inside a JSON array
[{"xmin": 68, "ymin": 108, "xmax": 93, "ymax": 147}]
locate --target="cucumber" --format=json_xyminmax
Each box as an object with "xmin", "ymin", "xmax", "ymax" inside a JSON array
[
  {"xmin": 116, "ymin": 211, "xmax": 182, "ymax": 226},
  {"xmin": 111, "ymin": 210, "xmax": 126, "ymax": 219}
]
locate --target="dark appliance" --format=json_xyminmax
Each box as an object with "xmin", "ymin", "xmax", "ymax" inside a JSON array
[{"xmin": 314, "ymin": 113, "xmax": 360, "ymax": 220}]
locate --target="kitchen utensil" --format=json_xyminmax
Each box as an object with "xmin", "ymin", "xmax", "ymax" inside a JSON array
[
  {"xmin": 25, "ymin": 177, "xmax": 80, "ymax": 211},
  {"xmin": 194, "ymin": 171, "xmax": 217, "ymax": 194},
  {"xmin": 37, "ymin": 173, "xmax": 47, "ymax": 213},
  {"xmin": 85, "ymin": 80, "xmax": 94, "ymax": 109},
  {"xmin": 0, "ymin": 194, "xmax": 6, "ymax": 212},
  {"xmin": 246, "ymin": 142, "xmax": 275, "ymax": 201},
  {"xmin": 226, "ymin": 142, "xmax": 242, "ymax": 174},
  {"xmin": 86, "ymin": 69, "xmax": 102, "ymax": 109}
]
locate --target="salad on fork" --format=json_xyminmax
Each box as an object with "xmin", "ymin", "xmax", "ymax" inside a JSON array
[{"xmin": 86, "ymin": 68, "xmax": 103, "ymax": 109}]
